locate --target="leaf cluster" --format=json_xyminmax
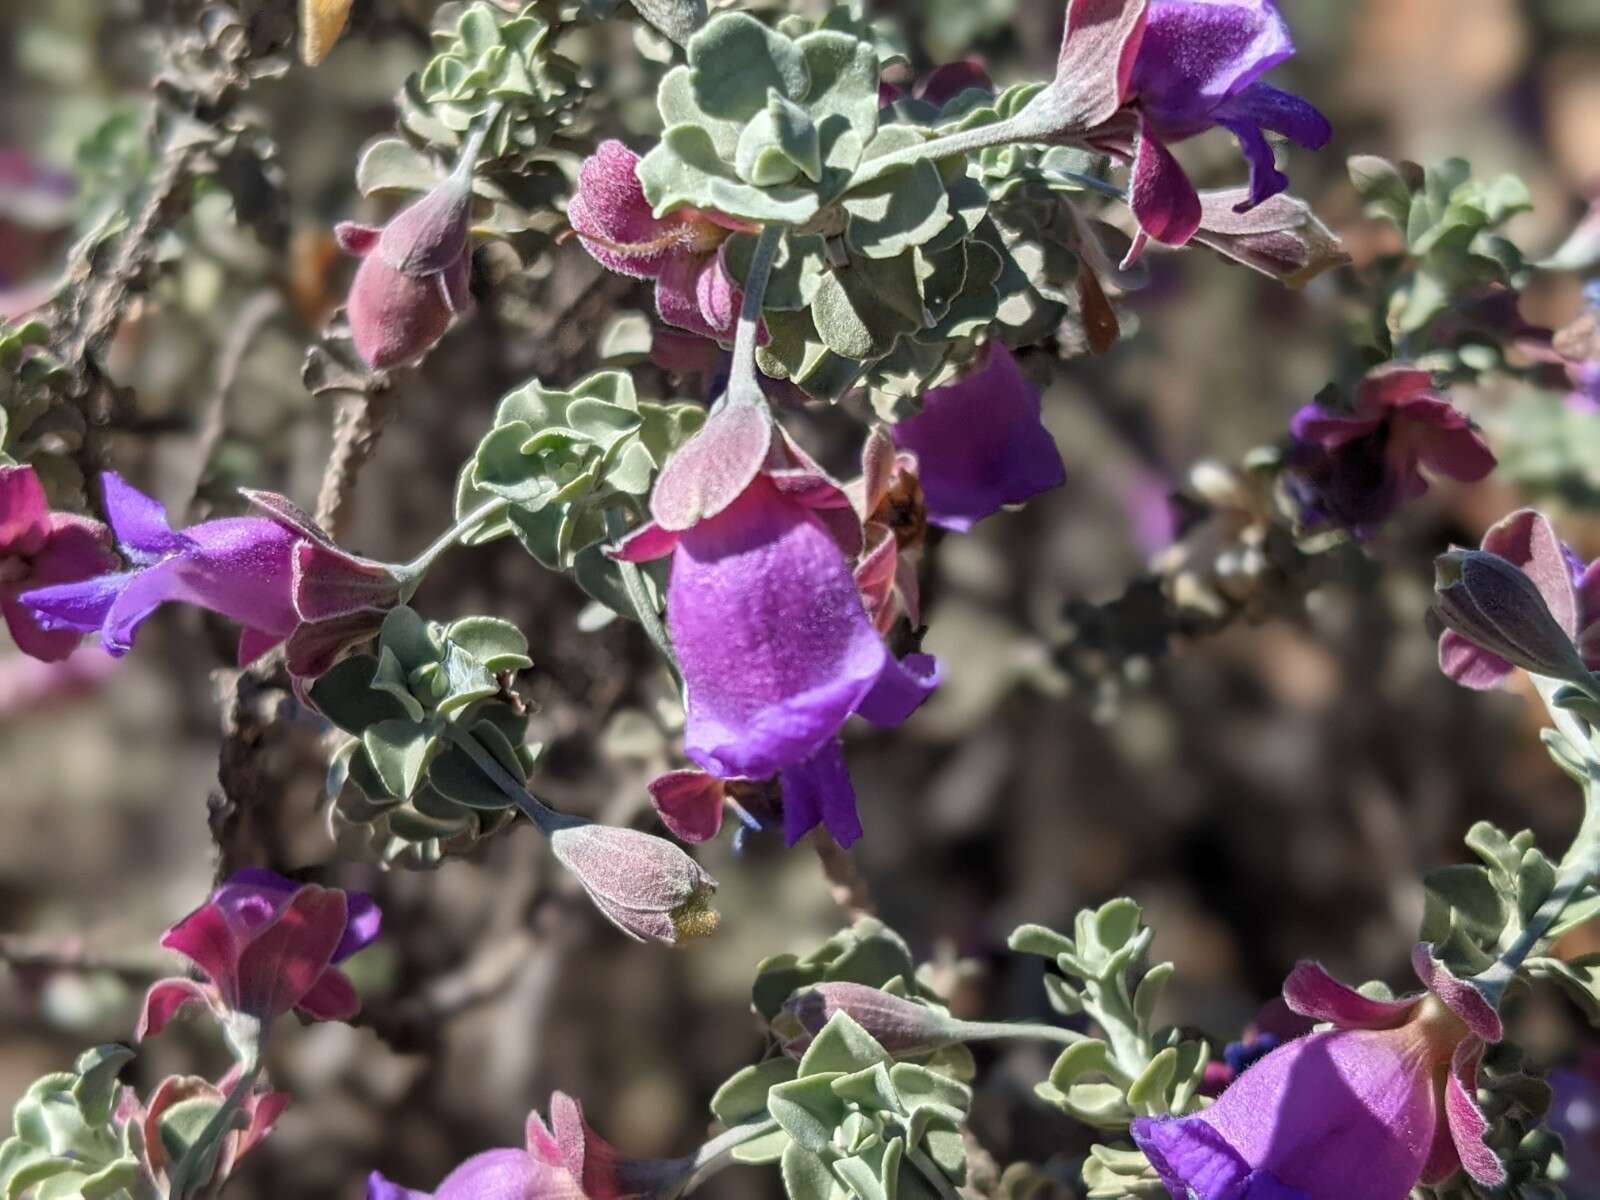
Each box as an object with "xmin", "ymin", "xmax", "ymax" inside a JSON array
[{"xmin": 317, "ymin": 607, "xmax": 539, "ymax": 866}]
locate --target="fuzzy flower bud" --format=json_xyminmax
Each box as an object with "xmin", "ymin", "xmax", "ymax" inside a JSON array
[
  {"xmin": 776, "ymin": 983, "xmax": 962, "ymax": 1058},
  {"xmin": 549, "ymin": 822, "xmax": 719, "ymax": 946},
  {"xmin": 337, "ymin": 173, "xmax": 474, "ymax": 370},
  {"xmin": 1434, "ymin": 549, "xmax": 1593, "ymax": 687}
]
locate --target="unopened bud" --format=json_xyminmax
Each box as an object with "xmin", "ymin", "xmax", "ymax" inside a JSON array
[
  {"xmin": 776, "ymin": 982, "xmax": 960, "ymax": 1058},
  {"xmin": 1434, "ymin": 550, "xmax": 1592, "ymax": 687},
  {"xmin": 550, "ymin": 822, "xmax": 719, "ymax": 946}
]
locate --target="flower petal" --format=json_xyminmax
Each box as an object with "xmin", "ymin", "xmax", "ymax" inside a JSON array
[
  {"xmin": 1282, "ymin": 960, "xmax": 1417, "ymax": 1030},
  {"xmin": 0, "ymin": 464, "xmax": 51, "ymax": 554},
  {"xmin": 1132, "ymin": 0, "xmax": 1294, "ymax": 122},
  {"xmin": 1412, "ymin": 944, "xmax": 1503, "ymax": 1043},
  {"xmin": 19, "ymin": 570, "xmax": 136, "ymax": 645},
  {"xmin": 367, "ymin": 1172, "xmax": 432, "ymax": 1200},
  {"xmin": 648, "ymin": 769, "xmax": 727, "ymax": 843},
  {"xmin": 136, "ymin": 976, "xmax": 214, "ymax": 1041},
  {"xmin": 99, "ymin": 472, "xmax": 187, "ymax": 562},
  {"xmin": 234, "ymin": 884, "xmax": 349, "ymax": 1022},
  {"xmin": 650, "ymin": 404, "xmax": 772, "ymax": 532},
  {"xmin": 780, "ymin": 741, "xmax": 862, "ymax": 848},
  {"xmin": 1128, "ymin": 119, "xmax": 1203, "ymax": 254},
  {"xmin": 673, "ymin": 477, "xmax": 891, "ymax": 778},
  {"xmin": 1218, "ymin": 82, "xmax": 1332, "ymax": 151},
  {"xmin": 294, "ymin": 966, "xmax": 361, "ymax": 1022},
  {"xmin": 891, "ymin": 343, "xmax": 1065, "ymax": 531},
  {"xmin": 1443, "ymin": 1040, "xmax": 1506, "ymax": 1187},
  {"xmin": 570, "ymin": 141, "xmax": 674, "ymax": 280},
  {"xmin": 163, "ymin": 899, "xmax": 242, "ymax": 998},
  {"xmin": 1131, "ymin": 1113, "xmax": 1254, "ymax": 1200},
  {"xmin": 1438, "ymin": 628, "xmax": 1514, "ymax": 691}
]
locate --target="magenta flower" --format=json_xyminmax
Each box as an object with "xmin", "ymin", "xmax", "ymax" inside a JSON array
[
  {"xmin": 1047, "ymin": 0, "xmax": 1330, "ymax": 261},
  {"xmin": 20, "ymin": 473, "xmax": 401, "ymax": 670},
  {"xmin": 368, "ymin": 1092, "xmax": 690, "ymax": 1200},
  {"xmin": 1132, "ymin": 945, "xmax": 1506, "ymax": 1199},
  {"xmin": 138, "ymin": 868, "xmax": 380, "ymax": 1039},
  {"xmin": 569, "ymin": 140, "xmax": 748, "ymax": 343},
  {"xmin": 1439, "ymin": 509, "xmax": 1600, "ymax": 689},
  {"xmin": 337, "ymin": 172, "xmax": 474, "ymax": 370},
  {"xmin": 1287, "ymin": 368, "xmax": 1496, "ymax": 537},
  {"xmin": 891, "ymin": 343, "xmax": 1065, "ymax": 532},
  {"xmin": 0, "ymin": 464, "xmax": 117, "ymax": 661},
  {"xmin": 613, "ymin": 404, "xmax": 938, "ymax": 848}
]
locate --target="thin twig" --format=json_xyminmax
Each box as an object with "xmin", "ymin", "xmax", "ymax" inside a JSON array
[
  {"xmin": 187, "ymin": 289, "xmax": 283, "ymax": 516},
  {"xmin": 812, "ymin": 831, "xmax": 876, "ymax": 920},
  {"xmin": 314, "ymin": 386, "xmax": 395, "ymax": 539}
]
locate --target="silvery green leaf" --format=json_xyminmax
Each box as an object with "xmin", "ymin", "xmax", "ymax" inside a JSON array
[
  {"xmin": 712, "ymin": 1060, "xmax": 800, "ymax": 1126},
  {"xmin": 356, "ymin": 138, "xmax": 443, "ymax": 197},
  {"xmin": 769, "ymin": 1075, "xmax": 849, "ymax": 1155},
  {"xmin": 811, "ymin": 255, "xmax": 922, "ymax": 360},
  {"xmin": 445, "ymin": 616, "xmax": 533, "ymax": 673},
  {"xmin": 311, "ymin": 655, "xmax": 408, "ymax": 733},
  {"xmin": 362, "ymin": 720, "xmax": 437, "ymax": 798},
  {"xmin": 781, "ymin": 1142, "xmax": 838, "ymax": 1200},
  {"xmin": 843, "ymin": 158, "xmax": 950, "ymax": 260}
]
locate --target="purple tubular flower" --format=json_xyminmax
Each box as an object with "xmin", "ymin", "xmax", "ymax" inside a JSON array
[
  {"xmin": 138, "ymin": 868, "xmax": 381, "ymax": 1038},
  {"xmin": 338, "ymin": 172, "xmax": 474, "ymax": 370},
  {"xmin": 1132, "ymin": 945, "xmax": 1506, "ymax": 1200},
  {"xmin": 1286, "ymin": 368, "xmax": 1496, "ymax": 538},
  {"xmin": 891, "ymin": 343, "xmax": 1065, "ymax": 532},
  {"xmin": 569, "ymin": 140, "xmax": 746, "ymax": 343},
  {"xmin": 19, "ymin": 473, "xmax": 401, "ymax": 670},
  {"xmin": 612, "ymin": 407, "xmax": 938, "ymax": 848},
  {"xmin": 0, "ymin": 464, "xmax": 117, "ymax": 661},
  {"xmin": 1121, "ymin": 0, "xmax": 1330, "ymax": 261},
  {"xmin": 1438, "ymin": 509, "xmax": 1600, "ymax": 689}
]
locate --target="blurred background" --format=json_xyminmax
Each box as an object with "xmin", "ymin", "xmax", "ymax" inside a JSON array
[{"xmin": 3, "ymin": 0, "xmax": 1600, "ymax": 1195}]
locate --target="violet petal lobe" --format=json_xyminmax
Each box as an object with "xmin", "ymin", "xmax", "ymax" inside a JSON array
[
  {"xmin": 233, "ymin": 885, "xmax": 348, "ymax": 1022},
  {"xmin": 1131, "ymin": 0, "xmax": 1295, "ymax": 127},
  {"xmin": 779, "ymin": 740, "xmax": 862, "ymax": 848},
  {"xmin": 1128, "ymin": 118, "xmax": 1203, "ymax": 252},
  {"xmin": 100, "ymin": 472, "xmax": 188, "ymax": 563},
  {"xmin": 368, "ymin": 1171, "xmax": 431, "ymax": 1200},
  {"xmin": 1281, "ymin": 960, "xmax": 1416, "ymax": 1030},
  {"xmin": 891, "ymin": 343, "xmax": 1065, "ymax": 531}
]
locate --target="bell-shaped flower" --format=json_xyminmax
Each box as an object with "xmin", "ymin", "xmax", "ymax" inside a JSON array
[
  {"xmin": 890, "ymin": 343, "xmax": 1065, "ymax": 533},
  {"xmin": 612, "ymin": 403, "xmax": 939, "ymax": 848},
  {"xmin": 137, "ymin": 868, "xmax": 381, "ymax": 1040},
  {"xmin": 0, "ymin": 464, "xmax": 117, "ymax": 661},
  {"xmin": 1132, "ymin": 945, "xmax": 1507, "ymax": 1199},
  {"xmin": 1438, "ymin": 509, "xmax": 1600, "ymax": 689},
  {"xmin": 368, "ymin": 1092, "xmax": 693, "ymax": 1200},
  {"xmin": 337, "ymin": 170, "xmax": 474, "ymax": 370},
  {"xmin": 548, "ymin": 821, "xmax": 719, "ymax": 945},
  {"xmin": 1039, "ymin": 0, "xmax": 1330, "ymax": 262},
  {"xmin": 569, "ymin": 140, "xmax": 748, "ymax": 343},
  {"xmin": 20, "ymin": 473, "xmax": 402, "ymax": 671},
  {"xmin": 1287, "ymin": 368, "xmax": 1496, "ymax": 538}
]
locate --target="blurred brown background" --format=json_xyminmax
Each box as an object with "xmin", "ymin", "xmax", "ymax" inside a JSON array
[{"xmin": 3, "ymin": 0, "xmax": 1600, "ymax": 1195}]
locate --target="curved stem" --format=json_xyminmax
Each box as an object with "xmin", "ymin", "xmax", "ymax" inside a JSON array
[
  {"xmin": 953, "ymin": 1019, "xmax": 1089, "ymax": 1047},
  {"xmin": 680, "ymin": 1117, "xmax": 780, "ymax": 1194},
  {"xmin": 604, "ymin": 508, "xmax": 680, "ymax": 680},
  {"xmin": 725, "ymin": 223, "xmax": 786, "ymax": 410},
  {"xmin": 845, "ymin": 112, "xmax": 1048, "ymax": 190},
  {"xmin": 905, "ymin": 1144, "xmax": 963, "ymax": 1200},
  {"xmin": 167, "ymin": 1059, "xmax": 263, "ymax": 1198},
  {"xmin": 1477, "ymin": 676, "xmax": 1600, "ymax": 996},
  {"xmin": 398, "ymin": 497, "xmax": 511, "ymax": 596},
  {"xmin": 441, "ymin": 724, "xmax": 578, "ymax": 837}
]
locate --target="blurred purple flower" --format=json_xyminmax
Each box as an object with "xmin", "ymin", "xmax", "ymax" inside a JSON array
[
  {"xmin": 1133, "ymin": 945, "xmax": 1506, "ymax": 1199},
  {"xmin": 612, "ymin": 405, "xmax": 938, "ymax": 848},
  {"xmin": 138, "ymin": 868, "xmax": 380, "ymax": 1038},
  {"xmin": 1287, "ymin": 368, "xmax": 1496, "ymax": 537},
  {"xmin": 368, "ymin": 1092, "xmax": 690, "ymax": 1200},
  {"xmin": 337, "ymin": 172, "xmax": 473, "ymax": 370},
  {"xmin": 569, "ymin": 140, "xmax": 749, "ymax": 343},
  {"xmin": 891, "ymin": 343, "xmax": 1065, "ymax": 532},
  {"xmin": 20, "ymin": 474, "xmax": 401, "ymax": 670},
  {"xmin": 1438, "ymin": 509, "xmax": 1600, "ymax": 689},
  {"xmin": 1550, "ymin": 1051, "xmax": 1600, "ymax": 1198},
  {"xmin": 0, "ymin": 464, "xmax": 117, "ymax": 661}
]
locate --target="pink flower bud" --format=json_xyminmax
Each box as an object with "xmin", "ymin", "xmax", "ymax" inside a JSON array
[
  {"xmin": 338, "ymin": 175, "xmax": 473, "ymax": 370},
  {"xmin": 776, "ymin": 982, "xmax": 961, "ymax": 1058},
  {"xmin": 549, "ymin": 822, "xmax": 719, "ymax": 945}
]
